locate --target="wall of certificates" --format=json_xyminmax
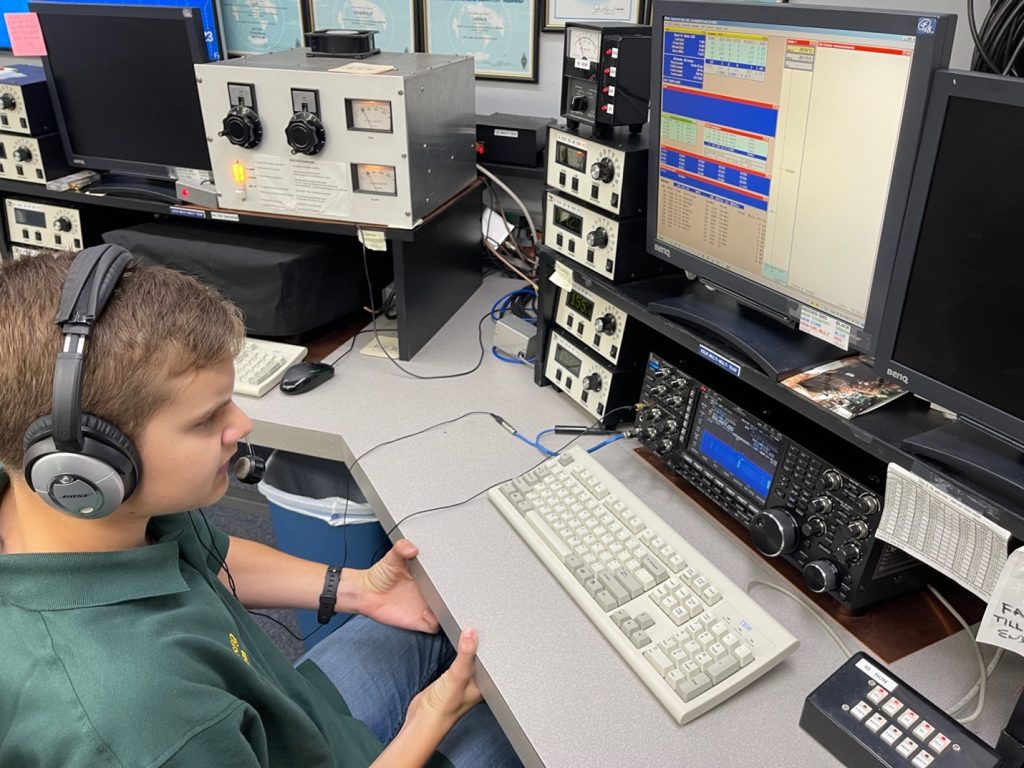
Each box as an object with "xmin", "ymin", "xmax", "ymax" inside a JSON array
[{"xmin": 214, "ymin": 0, "xmax": 653, "ymax": 81}]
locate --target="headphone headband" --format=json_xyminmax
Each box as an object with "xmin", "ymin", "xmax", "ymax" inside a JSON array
[{"xmin": 51, "ymin": 245, "xmax": 133, "ymax": 452}]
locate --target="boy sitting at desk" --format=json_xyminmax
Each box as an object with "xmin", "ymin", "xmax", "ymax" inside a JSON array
[{"xmin": 0, "ymin": 247, "xmax": 522, "ymax": 768}]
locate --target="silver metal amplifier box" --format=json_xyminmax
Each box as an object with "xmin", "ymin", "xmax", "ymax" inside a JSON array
[{"xmin": 195, "ymin": 49, "xmax": 477, "ymax": 228}]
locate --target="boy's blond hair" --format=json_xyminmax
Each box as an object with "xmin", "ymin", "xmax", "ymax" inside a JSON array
[{"xmin": 0, "ymin": 251, "xmax": 246, "ymax": 471}]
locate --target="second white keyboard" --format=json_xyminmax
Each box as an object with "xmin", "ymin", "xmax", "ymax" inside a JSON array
[
  {"xmin": 488, "ymin": 446, "xmax": 799, "ymax": 724},
  {"xmin": 233, "ymin": 337, "xmax": 308, "ymax": 397}
]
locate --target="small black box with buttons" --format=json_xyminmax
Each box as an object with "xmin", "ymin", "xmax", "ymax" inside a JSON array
[{"xmin": 800, "ymin": 652, "xmax": 1001, "ymax": 768}]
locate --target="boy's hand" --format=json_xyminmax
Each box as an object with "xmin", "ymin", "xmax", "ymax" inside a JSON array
[
  {"xmin": 351, "ymin": 539, "xmax": 439, "ymax": 633},
  {"xmin": 410, "ymin": 627, "xmax": 482, "ymax": 724}
]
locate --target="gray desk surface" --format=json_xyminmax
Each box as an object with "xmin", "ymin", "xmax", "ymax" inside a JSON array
[{"xmin": 240, "ymin": 276, "xmax": 1022, "ymax": 767}]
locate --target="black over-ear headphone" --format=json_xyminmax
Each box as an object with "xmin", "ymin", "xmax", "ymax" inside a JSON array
[{"xmin": 22, "ymin": 245, "xmax": 142, "ymax": 519}]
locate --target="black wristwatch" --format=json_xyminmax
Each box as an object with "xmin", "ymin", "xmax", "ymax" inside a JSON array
[{"xmin": 317, "ymin": 565, "xmax": 343, "ymax": 625}]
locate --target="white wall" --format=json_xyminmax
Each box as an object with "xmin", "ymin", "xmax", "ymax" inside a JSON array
[{"xmin": 475, "ymin": 0, "xmax": 990, "ymax": 119}]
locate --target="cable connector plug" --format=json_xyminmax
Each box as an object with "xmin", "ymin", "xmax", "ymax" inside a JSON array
[{"xmin": 491, "ymin": 413, "xmax": 518, "ymax": 436}]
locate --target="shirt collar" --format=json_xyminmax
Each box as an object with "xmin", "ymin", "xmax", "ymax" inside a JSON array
[{"xmin": 0, "ymin": 536, "xmax": 190, "ymax": 611}]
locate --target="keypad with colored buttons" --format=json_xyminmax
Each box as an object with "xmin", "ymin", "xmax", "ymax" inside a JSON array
[{"xmin": 800, "ymin": 652, "xmax": 1001, "ymax": 768}]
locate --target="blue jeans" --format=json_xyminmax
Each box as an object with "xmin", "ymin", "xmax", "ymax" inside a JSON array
[{"xmin": 298, "ymin": 616, "xmax": 523, "ymax": 768}]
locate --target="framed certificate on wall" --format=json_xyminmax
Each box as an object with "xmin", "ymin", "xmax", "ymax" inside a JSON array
[
  {"xmin": 220, "ymin": 0, "xmax": 308, "ymax": 55},
  {"xmin": 310, "ymin": 0, "xmax": 418, "ymax": 52},
  {"xmin": 422, "ymin": 0, "xmax": 539, "ymax": 81},
  {"xmin": 543, "ymin": 0, "xmax": 643, "ymax": 32}
]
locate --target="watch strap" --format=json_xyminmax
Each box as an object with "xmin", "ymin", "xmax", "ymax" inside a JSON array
[{"xmin": 317, "ymin": 565, "xmax": 342, "ymax": 625}]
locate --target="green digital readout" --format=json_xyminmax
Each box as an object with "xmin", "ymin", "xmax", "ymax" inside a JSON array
[{"xmin": 567, "ymin": 289, "xmax": 594, "ymax": 320}]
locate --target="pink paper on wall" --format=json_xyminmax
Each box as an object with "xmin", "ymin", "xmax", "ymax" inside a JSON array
[{"xmin": 5, "ymin": 13, "xmax": 47, "ymax": 57}]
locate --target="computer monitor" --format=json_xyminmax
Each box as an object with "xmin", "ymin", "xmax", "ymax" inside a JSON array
[
  {"xmin": 646, "ymin": 2, "xmax": 955, "ymax": 354},
  {"xmin": 32, "ymin": 2, "xmax": 212, "ymax": 199},
  {"xmin": 876, "ymin": 69, "xmax": 1024, "ymax": 452},
  {"xmin": 4, "ymin": 0, "xmax": 223, "ymax": 59}
]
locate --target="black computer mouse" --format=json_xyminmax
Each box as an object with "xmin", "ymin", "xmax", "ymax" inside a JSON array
[{"xmin": 280, "ymin": 361, "xmax": 335, "ymax": 395}]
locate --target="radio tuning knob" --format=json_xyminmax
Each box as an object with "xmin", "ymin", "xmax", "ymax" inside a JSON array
[
  {"xmin": 809, "ymin": 497, "xmax": 832, "ymax": 515},
  {"xmin": 220, "ymin": 105, "xmax": 262, "ymax": 149},
  {"xmin": 750, "ymin": 508, "xmax": 799, "ymax": 557},
  {"xmin": 857, "ymin": 493, "xmax": 881, "ymax": 515},
  {"xmin": 821, "ymin": 469, "xmax": 843, "ymax": 491},
  {"xmin": 837, "ymin": 541, "xmax": 862, "ymax": 564},
  {"xmin": 846, "ymin": 519, "xmax": 870, "ymax": 540},
  {"xmin": 286, "ymin": 112, "xmax": 326, "ymax": 156},
  {"xmin": 803, "ymin": 560, "xmax": 840, "ymax": 593},
  {"xmin": 581, "ymin": 373, "xmax": 602, "ymax": 392},
  {"xmin": 53, "ymin": 217, "xmax": 72, "ymax": 233},
  {"xmin": 800, "ymin": 516, "xmax": 827, "ymax": 538},
  {"xmin": 13, "ymin": 146, "xmax": 31, "ymax": 162},
  {"xmin": 0, "ymin": 94, "xmax": 15, "ymax": 110},
  {"xmin": 594, "ymin": 313, "xmax": 616, "ymax": 334},
  {"xmin": 590, "ymin": 157, "xmax": 615, "ymax": 183},
  {"xmin": 586, "ymin": 227, "xmax": 609, "ymax": 248}
]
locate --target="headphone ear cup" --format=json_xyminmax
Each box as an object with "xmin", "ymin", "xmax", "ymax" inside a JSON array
[{"xmin": 23, "ymin": 413, "xmax": 141, "ymax": 519}]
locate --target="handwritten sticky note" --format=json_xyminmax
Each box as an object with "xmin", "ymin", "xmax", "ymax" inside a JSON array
[
  {"xmin": 4, "ymin": 13, "xmax": 46, "ymax": 57},
  {"xmin": 360, "ymin": 335, "xmax": 399, "ymax": 358},
  {"xmin": 977, "ymin": 548, "xmax": 1024, "ymax": 656},
  {"xmin": 357, "ymin": 228, "xmax": 387, "ymax": 252},
  {"xmin": 550, "ymin": 261, "xmax": 573, "ymax": 291}
]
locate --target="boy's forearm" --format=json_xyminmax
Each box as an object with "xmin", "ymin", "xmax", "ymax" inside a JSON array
[{"xmin": 220, "ymin": 536, "xmax": 362, "ymax": 612}]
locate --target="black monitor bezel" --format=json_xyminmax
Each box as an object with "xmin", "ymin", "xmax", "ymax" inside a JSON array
[
  {"xmin": 32, "ymin": 1, "xmax": 211, "ymax": 180},
  {"xmin": 646, "ymin": 1, "xmax": 955, "ymax": 354},
  {"xmin": 875, "ymin": 68, "xmax": 1024, "ymax": 447}
]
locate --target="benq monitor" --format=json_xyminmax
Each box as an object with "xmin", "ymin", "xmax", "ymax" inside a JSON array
[
  {"xmin": 876, "ymin": 69, "xmax": 1024, "ymax": 450},
  {"xmin": 33, "ymin": 2, "xmax": 212, "ymax": 192},
  {"xmin": 647, "ymin": 2, "xmax": 954, "ymax": 354}
]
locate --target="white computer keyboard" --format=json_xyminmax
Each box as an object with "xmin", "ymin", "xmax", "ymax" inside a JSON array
[
  {"xmin": 488, "ymin": 446, "xmax": 799, "ymax": 724},
  {"xmin": 233, "ymin": 337, "xmax": 308, "ymax": 397}
]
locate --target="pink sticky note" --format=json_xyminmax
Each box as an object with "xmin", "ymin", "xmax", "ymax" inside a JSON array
[{"xmin": 5, "ymin": 13, "xmax": 47, "ymax": 57}]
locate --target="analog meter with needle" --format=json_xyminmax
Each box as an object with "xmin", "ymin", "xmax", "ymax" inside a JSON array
[
  {"xmin": 560, "ymin": 22, "xmax": 652, "ymax": 137},
  {"xmin": 354, "ymin": 163, "xmax": 398, "ymax": 195},
  {"xmin": 346, "ymin": 99, "xmax": 393, "ymax": 132}
]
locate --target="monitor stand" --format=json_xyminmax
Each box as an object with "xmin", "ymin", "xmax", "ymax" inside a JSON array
[
  {"xmin": 86, "ymin": 174, "xmax": 180, "ymax": 205},
  {"xmin": 902, "ymin": 419, "xmax": 1024, "ymax": 506},
  {"xmin": 648, "ymin": 282, "xmax": 846, "ymax": 378}
]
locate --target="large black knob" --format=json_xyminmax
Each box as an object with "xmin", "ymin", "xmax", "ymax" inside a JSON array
[
  {"xmin": 594, "ymin": 313, "xmax": 616, "ymax": 335},
  {"xmin": 52, "ymin": 217, "xmax": 72, "ymax": 233},
  {"xmin": 13, "ymin": 146, "xmax": 31, "ymax": 162},
  {"xmin": 0, "ymin": 94, "xmax": 15, "ymax": 110},
  {"xmin": 857, "ymin": 493, "xmax": 881, "ymax": 515},
  {"xmin": 821, "ymin": 469, "xmax": 843, "ymax": 491},
  {"xmin": 586, "ymin": 227, "xmax": 609, "ymax": 248},
  {"xmin": 800, "ymin": 516, "xmax": 827, "ymax": 538},
  {"xmin": 803, "ymin": 560, "xmax": 840, "ymax": 593},
  {"xmin": 837, "ymin": 541, "xmax": 862, "ymax": 564},
  {"xmin": 286, "ymin": 112, "xmax": 326, "ymax": 155},
  {"xmin": 582, "ymin": 373, "xmax": 602, "ymax": 392},
  {"xmin": 809, "ymin": 497, "xmax": 832, "ymax": 515},
  {"xmin": 590, "ymin": 157, "xmax": 614, "ymax": 183},
  {"xmin": 750, "ymin": 508, "xmax": 799, "ymax": 557},
  {"xmin": 221, "ymin": 105, "xmax": 262, "ymax": 149}
]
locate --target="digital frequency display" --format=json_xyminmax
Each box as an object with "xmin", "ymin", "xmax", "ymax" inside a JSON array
[
  {"xmin": 14, "ymin": 208, "xmax": 45, "ymax": 227},
  {"xmin": 567, "ymin": 289, "xmax": 594, "ymax": 320},
  {"xmin": 687, "ymin": 390, "xmax": 781, "ymax": 502},
  {"xmin": 554, "ymin": 206, "xmax": 583, "ymax": 236}
]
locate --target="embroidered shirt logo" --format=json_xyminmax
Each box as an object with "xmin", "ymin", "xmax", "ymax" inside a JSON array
[{"xmin": 228, "ymin": 632, "xmax": 250, "ymax": 664}]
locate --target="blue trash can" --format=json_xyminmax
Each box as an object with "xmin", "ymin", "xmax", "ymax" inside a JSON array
[{"xmin": 257, "ymin": 450, "xmax": 390, "ymax": 649}]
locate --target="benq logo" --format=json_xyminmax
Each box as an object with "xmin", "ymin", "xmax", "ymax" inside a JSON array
[
  {"xmin": 886, "ymin": 368, "xmax": 909, "ymax": 384},
  {"xmin": 653, "ymin": 243, "xmax": 671, "ymax": 257}
]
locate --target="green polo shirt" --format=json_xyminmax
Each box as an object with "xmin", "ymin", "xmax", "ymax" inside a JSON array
[{"xmin": 0, "ymin": 468, "xmax": 453, "ymax": 767}]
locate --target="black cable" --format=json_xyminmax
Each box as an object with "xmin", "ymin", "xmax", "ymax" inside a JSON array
[
  {"xmin": 361, "ymin": 403, "xmax": 643, "ymax": 562},
  {"xmin": 360, "ymin": 239, "xmax": 489, "ymax": 380},
  {"xmin": 970, "ymin": 0, "xmax": 1024, "ymax": 75},
  {"xmin": 187, "ymin": 510, "xmax": 330, "ymax": 643},
  {"xmin": 322, "ymin": 328, "xmax": 385, "ymax": 368}
]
